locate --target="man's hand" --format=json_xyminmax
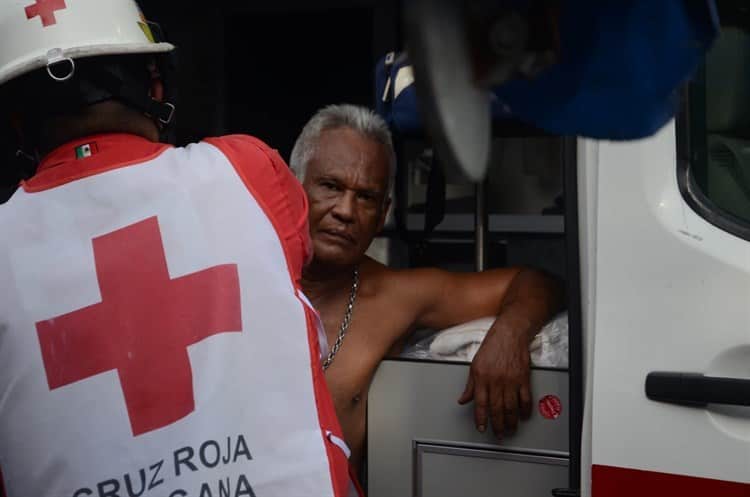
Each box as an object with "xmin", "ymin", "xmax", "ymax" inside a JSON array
[
  {"xmin": 408, "ymin": 266, "xmax": 560, "ymax": 436},
  {"xmin": 458, "ymin": 322, "xmax": 532, "ymax": 438}
]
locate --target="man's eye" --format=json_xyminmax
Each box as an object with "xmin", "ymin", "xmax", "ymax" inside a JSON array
[{"xmin": 321, "ymin": 182, "xmax": 339, "ymax": 191}]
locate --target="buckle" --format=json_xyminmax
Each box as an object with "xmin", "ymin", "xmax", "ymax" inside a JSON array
[{"xmin": 159, "ymin": 102, "xmax": 176, "ymax": 125}]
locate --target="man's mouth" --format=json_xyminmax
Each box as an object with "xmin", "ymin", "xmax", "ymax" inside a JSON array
[{"xmin": 319, "ymin": 229, "xmax": 355, "ymax": 244}]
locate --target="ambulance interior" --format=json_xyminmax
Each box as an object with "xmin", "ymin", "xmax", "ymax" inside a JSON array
[
  {"xmin": 363, "ymin": 127, "xmax": 575, "ymax": 497},
  {"xmin": 362, "ymin": 3, "xmax": 750, "ymax": 493},
  {"xmin": 1, "ymin": 1, "xmax": 747, "ymax": 496}
]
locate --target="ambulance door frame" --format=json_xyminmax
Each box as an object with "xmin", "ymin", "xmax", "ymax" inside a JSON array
[{"xmin": 562, "ymin": 135, "xmax": 583, "ymax": 492}]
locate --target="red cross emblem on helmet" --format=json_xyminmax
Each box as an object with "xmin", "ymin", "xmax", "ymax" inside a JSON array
[{"xmin": 25, "ymin": 0, "xmax": 67, "ymax": 27}]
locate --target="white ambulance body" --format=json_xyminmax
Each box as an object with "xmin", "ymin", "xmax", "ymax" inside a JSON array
[{"xmin": 579, "ymin": 122, "xmax": 749, "ymax": 496}]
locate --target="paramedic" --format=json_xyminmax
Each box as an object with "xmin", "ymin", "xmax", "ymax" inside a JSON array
[
  {"xmin": 0, "ymin": 3, "xmax": 351, "ymax": 496},
  {"xmin": 292, "ymin": 104, "xmax": 563, "ymax": 472}
]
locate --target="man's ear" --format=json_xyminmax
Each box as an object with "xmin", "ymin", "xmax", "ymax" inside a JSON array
[
  {"xmin": 150, "ymin": 78, "xmax": 164, "ymax": 102},
  {"xmin": 147, "ymin": 61, "xmax": 164, "ymax": 102},
  {"xmin": 376, "ymin": 197, "xmax": 392, "ymax": 233}
]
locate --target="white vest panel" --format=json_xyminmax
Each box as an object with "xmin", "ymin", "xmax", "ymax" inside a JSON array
[{"xmin": 0, "ymin": 141, "xmax": 336, "ymax": 497}]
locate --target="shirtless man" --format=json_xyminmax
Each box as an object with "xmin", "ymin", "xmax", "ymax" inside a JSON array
[{"xmin": 290, "ymin": 104, "xmax": 562, "ymax": 471}]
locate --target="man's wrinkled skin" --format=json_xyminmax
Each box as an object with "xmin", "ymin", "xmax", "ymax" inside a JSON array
[{"xmin": 300, "ymin": 127, "xmax": 562, "ymax": 472}]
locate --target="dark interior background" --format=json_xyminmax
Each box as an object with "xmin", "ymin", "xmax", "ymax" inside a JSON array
[
  {"xmin": 1, "ymin": 1, "xmax": 401, "ymax": 202},
  {"xmin": 143, "ymin": 1, "xmax": 400, "ymax": 155}
]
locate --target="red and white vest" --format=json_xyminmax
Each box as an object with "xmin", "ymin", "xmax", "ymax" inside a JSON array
[{"xmin": 0, "ymin": 134, "xmax": 352, "ymax": 497}]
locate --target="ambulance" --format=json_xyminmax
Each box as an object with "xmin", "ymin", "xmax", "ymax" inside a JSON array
[{"xmin": 364, "ymin": 1, "xmax": 750, "ymax": 495}]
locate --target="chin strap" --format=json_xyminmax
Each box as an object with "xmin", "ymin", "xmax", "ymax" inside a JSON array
[{"xmin": 84, "ymin": 65, "xmax": 175, "ymax": 127}]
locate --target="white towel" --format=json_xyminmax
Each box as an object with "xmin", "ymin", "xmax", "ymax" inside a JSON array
[
  {"xmin": 402, "ymin": 313, "xmax": 569, "ymax": 368},
  {"xmin": 428, "ymin": 317, "xmax": 495, "ymax": 362}
]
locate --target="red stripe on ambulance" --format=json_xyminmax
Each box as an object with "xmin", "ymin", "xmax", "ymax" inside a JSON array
[{"xmin": 593, "ymin": 465, "xmax": 750, "ymax": 497}]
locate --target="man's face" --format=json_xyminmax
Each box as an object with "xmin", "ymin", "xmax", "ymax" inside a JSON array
[{"xmin": 303, "ymin": 127, "xmax": 391, "ymax": 268}]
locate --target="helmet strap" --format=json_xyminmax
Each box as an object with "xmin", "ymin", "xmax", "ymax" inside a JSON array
[{"xmin": 84, "ymin": 65, "xmax": 175, "ymax": 127}]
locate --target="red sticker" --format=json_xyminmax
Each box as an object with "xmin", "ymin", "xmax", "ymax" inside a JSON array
[{"xmin": 539, "ymin": 395, "xmax": 562, "ymax": 420}]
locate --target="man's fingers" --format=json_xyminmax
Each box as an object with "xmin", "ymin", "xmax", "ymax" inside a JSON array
[
  {"xmin": 473, "ymin": 385, "xmax": 489, "ymax": 433},
  {"xmin": 488, "ymin": 388, "xmax": 505, "ymax": 440},
  {"xmin": 519, "ymin": 383, "xmax": 532, "ymax": 419},
  {"xmin": 458, "ymin": 375, "xmax": 475, "ymax": 405},
  {"xmin": 501, "ymin": 387, "xmax": 519, "ymax": 434}
]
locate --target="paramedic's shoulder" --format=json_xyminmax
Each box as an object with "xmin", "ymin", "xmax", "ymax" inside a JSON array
[{"xmin": 205, "ymin": 135, "xmax": 312, "ymax": 279}]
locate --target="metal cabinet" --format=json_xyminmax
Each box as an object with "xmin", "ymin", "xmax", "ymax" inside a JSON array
[
  {"xmin": 367, "ymin": 359, "xmax": 569, "ymax": 497},
  {"xmin": 416, "ymin": 444, "xmax": 568, "ymax": 497}
]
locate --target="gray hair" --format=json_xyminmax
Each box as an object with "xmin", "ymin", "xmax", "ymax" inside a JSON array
[{"xmin": 289, "ymin": 104, "xmax": 396, "ymax": 196}]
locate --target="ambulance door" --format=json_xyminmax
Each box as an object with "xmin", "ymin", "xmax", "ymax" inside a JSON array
[{"xmin": 583, "ymin": 11, "xmax": 750, "ymax": 496}]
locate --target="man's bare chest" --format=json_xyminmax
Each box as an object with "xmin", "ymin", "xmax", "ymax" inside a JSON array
[
  {"xmin": 319, "ymin": 304, "xmax": 400, "ymax": 393},
  {"xmin": 319, "ymin": 295, "xmax": 407, "ymax": 359},
  {"xmin": 314, "ymin": 286, "xmax": 413, "ymax": 388}
]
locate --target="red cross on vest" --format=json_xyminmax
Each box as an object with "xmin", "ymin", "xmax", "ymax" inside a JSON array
[
  {"xmin": 25, "ymin": 0, "xmax": 67, "ymax": 27},
  {"xmin": 36, "ymin": 217, "xmax": 242, "ymax": 436}
]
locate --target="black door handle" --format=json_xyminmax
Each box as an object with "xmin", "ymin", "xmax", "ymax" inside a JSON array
[
  {"xmin": 551, "ymin": 488, "xmax": 580, "ymax": 497},
  {"xmin": 646, "ymin": 372, "xmax": 750, "ymax": 408}
]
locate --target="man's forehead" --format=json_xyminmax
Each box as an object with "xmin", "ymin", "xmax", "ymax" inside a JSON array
[{"xmin": 310, "ymin": 128, "xmax": 389, "ymax": 185}]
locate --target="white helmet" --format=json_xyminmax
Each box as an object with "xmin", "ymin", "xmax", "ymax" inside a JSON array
[{"xmin": 0, "ymin": 0, "xmax": 174, "ymax": 86}]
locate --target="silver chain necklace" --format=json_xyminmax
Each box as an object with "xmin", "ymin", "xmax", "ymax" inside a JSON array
[{"xmin": 322, "ymin": 267, "xmax": 359, "ymax": 371}]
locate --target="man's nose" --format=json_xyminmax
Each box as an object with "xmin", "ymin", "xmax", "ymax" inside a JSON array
[{"xmin": 331, "ymin": 191, "xmax": 356, "ymax": 223}]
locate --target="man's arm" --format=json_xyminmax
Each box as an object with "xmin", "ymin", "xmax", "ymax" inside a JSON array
[{"xmin": 400, "ymin": 266, "xmax": 563, "ymax": 437}]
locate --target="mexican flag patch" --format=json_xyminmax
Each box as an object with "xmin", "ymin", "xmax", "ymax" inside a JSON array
[{"xmin": 74, "ymin": 143, "xmax": 97, "ymax": 159}]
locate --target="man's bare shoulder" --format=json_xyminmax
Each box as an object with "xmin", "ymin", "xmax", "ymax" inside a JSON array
[
  {"xmin": 359, "ymin": 257, "xmax": 446, "ymax": 300},
  {"xmin": 355, "ymin": 258, "xmax": 446, "ymax": 343},
  {"xmin": 358, "ymin": 256, "xmax": 393, "ymax": 298},
  {"xmin": 360, "ymin": 256, "xmax": 437, "ymax": 280}
]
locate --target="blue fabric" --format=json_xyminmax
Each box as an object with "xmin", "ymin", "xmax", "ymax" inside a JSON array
[
  {"xmin": 374, "ymin": 53, "xmax": 422, "ymax": 133},
  {"xmin": 375, "ymin": 0, "xmax": 718, "ymax": 140}
]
